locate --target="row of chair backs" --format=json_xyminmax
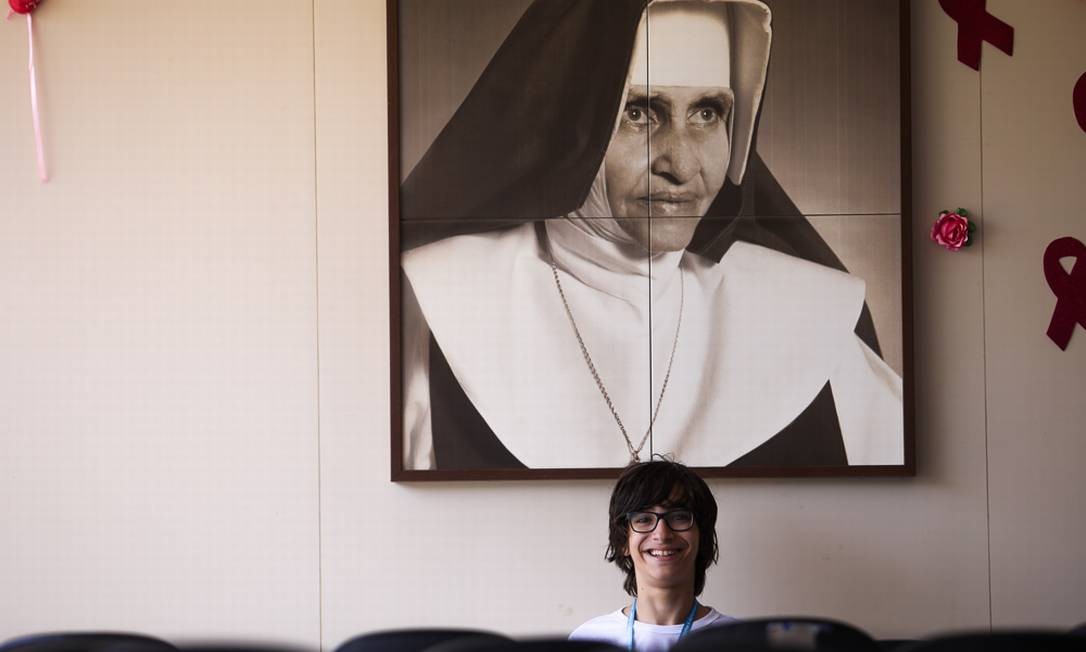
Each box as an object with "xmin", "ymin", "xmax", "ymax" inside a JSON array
[
  {"xmin": 0, "ymin": 634, "xmax": 621, "ymax": 652},
  {"xmin": 674, "ymin": 619, "xmax": 1086, "ymax": 652},
  {"xmin": 3, "ymin": 623, "xmax": 1084, "ymax": 652}
]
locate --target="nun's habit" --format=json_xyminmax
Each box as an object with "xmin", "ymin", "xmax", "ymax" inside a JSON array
[{"xmin": 400, "ymin": 0, "xmax": 903, "ymax": 470}]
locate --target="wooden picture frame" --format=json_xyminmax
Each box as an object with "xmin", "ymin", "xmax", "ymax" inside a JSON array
[{"xmin": 388, "ymin": 0, "xmax": 914, "ymax": 481}]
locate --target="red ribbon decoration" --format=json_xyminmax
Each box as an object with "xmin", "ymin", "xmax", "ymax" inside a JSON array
[
  {"xmin": 938, "ymin": 0, "xmax": 1014, "ymax": 71},
  {"xmin": 1074, "ymin": 72, "xmax": 1086, "ymax": 134},
  {"xmin": 1044, "ymin": 237, "xmax": 1086, "ymax": 351}
]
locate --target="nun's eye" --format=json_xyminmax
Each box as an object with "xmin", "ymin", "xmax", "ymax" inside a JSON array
[
  {"xmin": 690, "ymin": 108, "xmax": 721, "ymax": 125},
  {"xmin": 624, "ymin": 105, "xmax": 651, "ymax": 125}
]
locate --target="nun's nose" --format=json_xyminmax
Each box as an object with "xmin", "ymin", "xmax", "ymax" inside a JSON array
[{"xmin": 650, "ymin": 127, "xmax": 700, "ymax": 185}]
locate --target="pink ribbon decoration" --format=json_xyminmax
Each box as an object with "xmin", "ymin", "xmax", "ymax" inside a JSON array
[
  {"xmin": 26, "ymin": 13, "xmax": 48, "ymax": 181},
  {"xmin": 7, "ymin": 0, "xmax": 48, "ymax": 182}
]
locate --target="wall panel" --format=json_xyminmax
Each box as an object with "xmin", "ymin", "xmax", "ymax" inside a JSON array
[
  {"xmin": 0, "ymin": 1, "xmax": 320, "ymax": 644},
  {"xmin": 980, "ymin": 0, "xmax": 1086, "ymax": 628}
]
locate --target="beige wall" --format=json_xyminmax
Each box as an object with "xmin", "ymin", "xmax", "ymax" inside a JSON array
[{"xmin": 0, "ymin": 0, "xmax": 1083, "ymax": 648}]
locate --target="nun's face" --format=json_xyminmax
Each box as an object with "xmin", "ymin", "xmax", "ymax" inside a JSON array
[{"xmin": 604, "ymin": 84, "xmax": 733, "ymax": 252}]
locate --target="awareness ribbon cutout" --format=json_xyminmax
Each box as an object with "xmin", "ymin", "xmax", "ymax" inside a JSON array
[
  {"xmin": 938, "ymin": 0, "xmax": 1014, "ymax": 71},
  {"xmin": 7, "ymin": 0, "xmax": 48, "ymax": 182},
  {"xmin": 1044, "ymin": 237, "xmax": 1086, "ymax": 351},
  {"xmin": 1074, "ymin": 72, "xmax": 1086, "ymax": 135}
]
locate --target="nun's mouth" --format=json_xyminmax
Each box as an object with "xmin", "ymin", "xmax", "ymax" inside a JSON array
[{"xmin": 638, "ymin": 193, "xmax": 701, "ymax": 217}]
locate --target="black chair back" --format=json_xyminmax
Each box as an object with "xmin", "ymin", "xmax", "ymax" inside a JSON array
[
  {"xmin": 673, "ymin": 617, "xmax": 880, "ymax": 652},
  {"xmin": 419, "ymin": 634, "xmax": 512, "ymax": 652},
  {"xmin": 335, "ymin": 630, "xmax": 505, "ymax": 652},
  {"xmin": 0, "ymin": 633, "xmax": 176, "ymax": 652},
  {"xmin": 876, "ymin": 640, "xmax": 918, "ymax": 651},
  {"xmin": 432, "ymin": 641, "xmax": 620, "ymax": 652},
  {"xmin": 179, "ymin": 644, "xmax": 314, "ymax": 652},
  {"xmin": 905, "ymin": 631, "xmax": 1086, "ymax": 651}
]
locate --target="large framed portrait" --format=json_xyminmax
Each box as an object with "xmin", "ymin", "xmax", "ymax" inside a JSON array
[{"xmin": 388, "ymin": 0, "xmax": 913, "ymax": 480}]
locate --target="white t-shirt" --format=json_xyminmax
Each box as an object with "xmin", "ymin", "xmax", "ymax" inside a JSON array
[{"xmin": 569, "ymin": 607, "xmax": 736, "ymax": 651}]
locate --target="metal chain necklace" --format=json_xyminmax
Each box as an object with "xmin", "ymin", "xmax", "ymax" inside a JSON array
[{"xmin": 547, "ymin": 252, "xmax": 684, "ymax": 463}]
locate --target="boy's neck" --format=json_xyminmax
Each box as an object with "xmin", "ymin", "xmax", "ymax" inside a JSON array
[{"xmin": 633, "ymin": 585, "xmax": 699, "ymax": 625}]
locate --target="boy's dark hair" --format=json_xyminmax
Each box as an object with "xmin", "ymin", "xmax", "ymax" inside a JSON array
[{"xmin": 605, "ymin": 459, "xmax": 719, "ymax": 597}]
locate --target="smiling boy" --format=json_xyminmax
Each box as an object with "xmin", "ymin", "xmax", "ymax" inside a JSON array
[{"xmin": 569, "ymin": 460, "xmax": 735, "ymax": 651}]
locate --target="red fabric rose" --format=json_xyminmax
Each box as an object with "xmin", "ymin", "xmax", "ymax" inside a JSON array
[
  {"xmin": 931, "ymin": 210, "xmax": 972, "ymax": 251},
  {"xmin": 8, "ymin": 0, "xmax": 41, "ymax": 14}
]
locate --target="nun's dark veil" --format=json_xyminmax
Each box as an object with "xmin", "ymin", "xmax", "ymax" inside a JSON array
[{"xmin": 398, "ymin": 0, "xmax": 882, "ymax": 354}]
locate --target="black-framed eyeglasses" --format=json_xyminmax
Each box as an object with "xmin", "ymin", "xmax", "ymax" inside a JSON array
[{"xmin": 626, "ymin": 509, "xmax": 696, "ymax": 533}]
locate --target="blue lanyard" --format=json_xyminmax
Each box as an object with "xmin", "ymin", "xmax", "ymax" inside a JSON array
[{"xmin": 626, "ymin": 598, "xmax": 700, "ymax": 651}]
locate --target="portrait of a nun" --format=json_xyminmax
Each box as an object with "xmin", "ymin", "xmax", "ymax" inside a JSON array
[{"xmin": 397, "ymin": 0, "xmax": 905, "ymax": 472}]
